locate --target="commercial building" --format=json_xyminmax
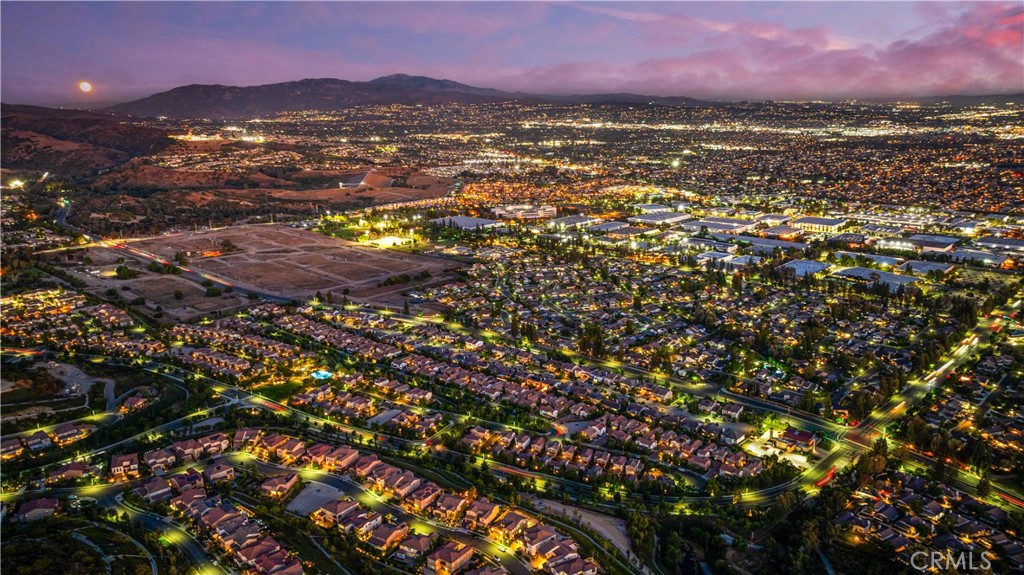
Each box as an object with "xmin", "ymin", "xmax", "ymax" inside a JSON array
[
  {"xmin": 780, "ymin": 260, "xmax": 831, "ymax": 277},
  {"xmin": 791, "ymin": 216, "xmax": 848, "ymax": 233},
  {"xmin": 492, "ymin": 204, "xmax": 557, "ymax": 220},
  {"xmin": 975, "ymin": 235, "xmax": 1024, "ymax": 253}
]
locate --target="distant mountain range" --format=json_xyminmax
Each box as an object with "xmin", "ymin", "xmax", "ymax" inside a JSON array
[{"xmin": 105, "ymin": 74, "xmax": 712, "ymax": 119}]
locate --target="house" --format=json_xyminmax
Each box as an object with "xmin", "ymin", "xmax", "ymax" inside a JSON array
[
  {"xmin": 384, "ymin": 470, "xmax": 422, "ymax": 499},
  {"xmin": 170, "ymin": 488, "xmax": 207, "ymax": 513},
  {"xmin": 1, "ymin": 438, "xmax": 23, "ymax": 460},
  {"xmin": 261, "ymin": 473, "xmax": 298, "ymax": 498},
  {"xmin": 325, "ymin": 446, "xmax": 360, "ymax": 471},
  {"xmin": 426, "ymin": 540, "xmax": 474, "ymax": 575},
  {"xmin": 199, "ymin": 432, "xmax": 230, "ymax": 455},
  {"xmin": 144, "ymin": 448, "xmax": 177, "ymax": 474},
  {"xmin": 689, "ymin": 455, "xmax": 712, "ymax": 472},
  {"xmin": 173, "ymin": 439, "xmax": 204, "ymax": 462},
  {"xmin": 255, "ymin": 553, "xmax": 302, "ymax": 575},
  {"xmin": 120, "ymin": 396, "xmax": 149, "ymax": 412},
  {"xmin": 636, "ymin": 434, "xmax": 658, "ymax": 451},
  {"xmin": 408, "ymin": 483, "xmax": 443, "ymax": 512},
  {"xmin": 169, "ymin": 468, "xmax": 205, "ymax": 492},
  {"xmin": 52, "ymin": 422, "xmax": 94, "ymax": 446},
  {"xmin": 492, "ymin": 511, "xmax": 535, "ymax": 540},
  {"xmin": 260, "ymin": 433, "xmax": 289, "ymax": 455},
  {"xmin": 721, "ymin": 404, "xmax": 744, "ymax": 420},
  {"xmin": 720, "ymin": 428, "xmax": 746, "ymax": 446},
  {"xmin": 24, "ymin": 430, "xmax": 52, "ymax": 451},
  {"xmin": 368, "ymin": 522, "xmax": 410, "ymax": 552},
  {"xmin": 136, "ymin": 477, "xmax": 173, "ymax": 503},
  {"xmin": 368, "ymin": 463, "xmax": 402, "ymax": 489},
  {"xmin": 233, "ymin": 428, "xmax": 263, "ymax": 448},
  {"xmin": 236, "ymin": 536, "xmax": 281, "ymax": 567},
  {"xmin": 353, "ymin": 454, "xmax": 382, "ymax": 477},
  {"xmin": 47, "ymin": 462, "xmax": 91, "ymax": 483},
  {"xmin": 522, "ymin": 524, "xmax": 560, "ymax": 556},
  {"xmin": 340, "ymin": 511, "xmax": 383, "ymax": 537},
  {"xmin": 16, "ymin": 498, "xmax": 59, "ymax": 522},
  {"xmin": 697, "ymin": 399, "xmax": 720, "ymax": 413},
  {"xmin": 464, "ymin": 498, "xmax": 502, "ymax": 530},
  {"xmin": 304, "ymin": 443, "xmax": 334, "ymax": 466},
  {"xmin": 577, "ymin": 424, "xmax": 605, "ymax": 441},
  {"xmin": 203, "ymin": 463, "xmax": 235, "ymax": 483},
  {"xmin": 111, "ymin": 453, "xmax": 140, "ymax": 479},
  {"xmin": 275, "ymin": 437, "xmax": 307, "ymax": 463},
  {"xmin": 431, "ymin": 493, "xmax": 469, "ymax": 523},
  {"xmin": 398, "ymin": 533, "xmax": 436, "ymax": 558},
  {"xmin": 311, "ymin": 499, "xmax": 359, "ymax": 527},
  {"xmin": 549, "ymin": 557, "xmax": 600, "ymax": 575}
]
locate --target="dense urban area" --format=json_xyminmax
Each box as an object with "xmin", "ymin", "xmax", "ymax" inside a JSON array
[{"xmin": 2, "ymin": 96, "xmax": 1024, "ymax": 575}]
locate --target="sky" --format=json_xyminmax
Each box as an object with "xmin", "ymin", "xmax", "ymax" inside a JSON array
[{"xmin": 2, "ymin": 1, "xmax": 1022, "ymax": 107}]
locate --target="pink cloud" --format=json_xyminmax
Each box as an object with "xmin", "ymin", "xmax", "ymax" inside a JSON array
[{"xmin": 486, "ymin": 2, "xmax": 1023, "ymax": 99}]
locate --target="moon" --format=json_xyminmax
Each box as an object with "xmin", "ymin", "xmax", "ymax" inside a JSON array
[{"xmin": 78, "ymin": 81, "xmax": 93, "ymax": 93}]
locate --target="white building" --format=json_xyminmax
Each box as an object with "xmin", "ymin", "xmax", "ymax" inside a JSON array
[
  {"xmin": 791, "ymin": 216, "xmax": 848, "ymax": 233},
  {"xmin": 492, "ymin": 204, "xmax": 557, "ymax": 220}
]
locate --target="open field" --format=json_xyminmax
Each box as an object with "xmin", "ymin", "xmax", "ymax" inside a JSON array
[
  {"xmin": 56, "ymin": 262, "xmax": 252, "ymax": 323},
  {"xmin": 132, "ymin": 224, "xmax": 459, "ymax": 302},
  {"xmin": 534, "ymin": 498, "xmax": 636, "ymax": 560},
  {"xmin": 285, "ymin": 482, "xmax": 345, "ymax": 516}
]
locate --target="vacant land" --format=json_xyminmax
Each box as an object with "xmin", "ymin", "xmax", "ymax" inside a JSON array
[
  {"xmin": 286, "ymin": 482, "xmax": 345, "ymax": 516},
  {"xmin": 132, "ymin": 224, "xmax": 458, "ymax": 303},
  {"xmin": 57, "ymin": 260, "xmax": 251, "ymax": 323},
  {"xmin": 534, "ymin": 498, "xmax": 636, "ymax": 560}
]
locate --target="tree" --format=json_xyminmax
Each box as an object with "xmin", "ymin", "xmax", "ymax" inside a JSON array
[
  {"xmin": 706, "ymin": 476, "xmax": 722, "ymax": 497},
  {"xmin": 577, "ymin": 322, "xmax": 607, "ymax": 358},
  {"xmin": 173, "ymin": 290, "xmax": 184, "ymax": 300},
  {"xmin": 977, "ymin": 473, "xmax": 991, "ymax": 498},
  {"xmin": 115, "ymin": 265, "xmax": 138, "ymax": 280}
]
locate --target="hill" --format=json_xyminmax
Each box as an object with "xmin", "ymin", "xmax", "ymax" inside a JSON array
[
  {"xmin": 106, "ymin": 75, "xmax": 709, "ymax": 119},
  {"xmin": 0, "ymin": 104, "xmax": 172, "ymax": 175}
]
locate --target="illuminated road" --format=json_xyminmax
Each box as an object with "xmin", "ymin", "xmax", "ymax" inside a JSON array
[{"xmin": 42, "ymin": 481, "xmax": 227, "ymax": 575}]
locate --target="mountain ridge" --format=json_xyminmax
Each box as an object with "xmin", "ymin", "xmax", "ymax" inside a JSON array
[{"xmin": 104, "ymin": 75, "xmax": 711, "ymax": 119}]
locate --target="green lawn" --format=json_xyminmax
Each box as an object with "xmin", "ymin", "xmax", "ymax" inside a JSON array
[{"xmin": 255, "ymin": 381, "xmax": 306, "ymax": 402}]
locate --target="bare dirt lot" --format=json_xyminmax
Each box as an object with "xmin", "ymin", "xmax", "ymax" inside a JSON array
[
  {"xmin": 285, "ymin": 482, "xmax": 345, "ymax": 516},
  {"xmin": 56, "ymin": 260, "xmax": 252, "ymax": 324},
  {"xmin": 132, "ymin": 224, "xmax": 459, "ymax": 302}
]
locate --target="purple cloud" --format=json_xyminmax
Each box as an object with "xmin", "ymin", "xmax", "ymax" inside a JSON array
[
  {"xmin": 486, "ymin": 2, "xmax": 1024, "ymax": 100},
  {"xmin": 1, "ymin": 1, "xmax": 1020, "ymax": 106}
]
